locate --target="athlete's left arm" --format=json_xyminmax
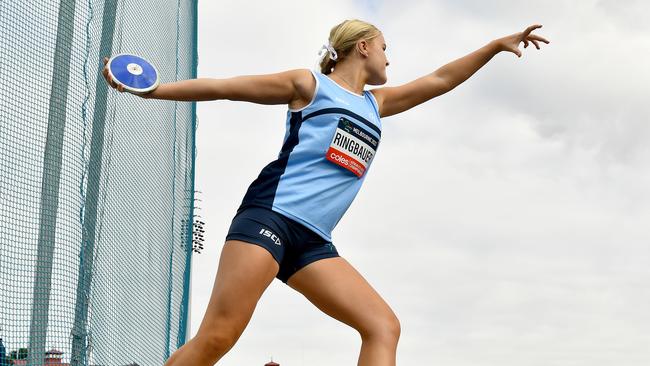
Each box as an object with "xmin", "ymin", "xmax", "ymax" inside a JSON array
[{"xmin": 371, "ymin": 24, "xmax": 549, "ymax": 118}]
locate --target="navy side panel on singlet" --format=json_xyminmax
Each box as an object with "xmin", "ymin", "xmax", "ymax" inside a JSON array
[
  {"xmin": 238, "ymin": 69, "xmax": 383, "ymax": 241},
  {"xmin": 239, "ymin": 112, "xmax": 303, "ymax": 207}
]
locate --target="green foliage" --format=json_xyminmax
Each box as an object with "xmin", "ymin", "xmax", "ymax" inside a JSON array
[{"xmin": 8, "ymin": 348, "xmax": 28, "ymax": 361}]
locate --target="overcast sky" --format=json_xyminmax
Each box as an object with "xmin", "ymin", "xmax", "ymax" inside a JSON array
[{"xmin": 190, "ymin": 1, "xmax": 650, "ymax": 365}]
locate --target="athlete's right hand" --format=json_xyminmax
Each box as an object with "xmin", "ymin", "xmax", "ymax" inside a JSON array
[{"xmin": 102, "ymin": 57, "xmax": 125, "ymax": 93}]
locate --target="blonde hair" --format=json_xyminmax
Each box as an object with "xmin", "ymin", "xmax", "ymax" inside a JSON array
[{"xmin": 319, "ymin": 19, "xmax": 381, "ymax": 75}]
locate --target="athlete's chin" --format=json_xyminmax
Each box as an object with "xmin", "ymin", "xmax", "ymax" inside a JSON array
[{"xmin": 368, "ymin": 75, "xmax": 388, "ymax": 86}]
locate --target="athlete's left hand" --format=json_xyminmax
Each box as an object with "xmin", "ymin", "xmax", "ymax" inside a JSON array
[{"xmin": 494, "ymin": 24, "xmax": 550, "ymax": 58}]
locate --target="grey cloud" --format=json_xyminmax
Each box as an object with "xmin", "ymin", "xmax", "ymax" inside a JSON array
[{"xmin": 370, "ymin": 1, "xmax": 650, "ymax": 165}]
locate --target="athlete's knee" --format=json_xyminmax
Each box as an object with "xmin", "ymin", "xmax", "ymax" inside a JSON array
[{"xmin": 359, "ymin": 313, "xmax": 401, "ymax": 344}]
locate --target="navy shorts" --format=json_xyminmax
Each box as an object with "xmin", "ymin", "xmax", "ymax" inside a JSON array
[{"xmin": 225, "ymin": 206, "xmax": 340, "ymax": 283}]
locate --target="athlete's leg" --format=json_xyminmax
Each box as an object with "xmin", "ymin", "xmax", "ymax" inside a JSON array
[
  {"xmin": 286, "ymin": 257, "xmax": 401, "ymax": 366},
  {"xmin": 164, "ymin": 240, "xmax": 279, "ymax": 366}
]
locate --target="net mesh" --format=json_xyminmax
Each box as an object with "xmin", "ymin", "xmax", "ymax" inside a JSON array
[{"xmin": 0, "ymin": 0, "xmax": 198, "ymax": 364}]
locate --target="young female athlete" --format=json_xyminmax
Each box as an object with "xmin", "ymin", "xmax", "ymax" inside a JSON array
[{"xmin": 104, "ymin": 19, "xmax": 548, "ymax": 366}]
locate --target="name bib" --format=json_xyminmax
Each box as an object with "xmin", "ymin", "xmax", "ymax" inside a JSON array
[{"xmin": 326, "ymin": 117, "xmax": 379, "ymax": 178}]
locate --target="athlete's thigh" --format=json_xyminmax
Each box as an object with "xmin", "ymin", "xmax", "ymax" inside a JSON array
[
  {"xmin": 196, "ymin": 240, "xmax": 280, "ymax": 337},
  {"xmin": 286, "ymin": 257, "xmax": 399, "ymax": 336}
]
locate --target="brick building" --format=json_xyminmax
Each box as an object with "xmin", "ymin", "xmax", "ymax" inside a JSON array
[{"xmin": 12, "ymin": 349, "xmax": 68, "ymax": 365}]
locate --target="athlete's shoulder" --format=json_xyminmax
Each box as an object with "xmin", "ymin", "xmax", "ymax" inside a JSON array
[
  {"xmin": 288, "ymin": 69, "xmax": 318, "ymax": 111},
  {"xmin": 291, "ymin": 68, "xmax": 317, "ymax": 95}
]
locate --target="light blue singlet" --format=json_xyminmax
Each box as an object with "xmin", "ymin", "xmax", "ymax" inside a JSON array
[{"xmin": 238, "ymin": 69, "xmax": 383, "ymax": 241}]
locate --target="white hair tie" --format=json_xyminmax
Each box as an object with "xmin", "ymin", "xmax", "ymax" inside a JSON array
[{"xmin": 318, "ymin": 43, "xmax": 338, "ymax": 61}]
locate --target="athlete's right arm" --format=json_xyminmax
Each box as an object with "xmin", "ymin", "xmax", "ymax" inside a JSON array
[{"xmin": 102, "ymin": 57, "xmax": 314, "ymax": 105}]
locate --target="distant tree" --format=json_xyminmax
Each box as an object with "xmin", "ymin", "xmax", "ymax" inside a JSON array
[
  {"xmin": 8, "ymin": 351, "xmax": 16, "ymax": 360},
  {"xmin": 17, "ymin": 349, "xmax": 27, "ymax": 360}
]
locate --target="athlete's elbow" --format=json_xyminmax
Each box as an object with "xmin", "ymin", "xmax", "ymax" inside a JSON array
[
  {"xmin": 200, "ymin": 78, "xmax": 230, "ymax": 101},
  {"xmin": 426, "ymin": 74, "xmax": 453, "ymax": 96}
]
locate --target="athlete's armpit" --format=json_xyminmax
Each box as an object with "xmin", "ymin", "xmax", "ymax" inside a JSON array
[{"xmin": 288, "ymin": 69, "xmax": 317, "ymax": 111}]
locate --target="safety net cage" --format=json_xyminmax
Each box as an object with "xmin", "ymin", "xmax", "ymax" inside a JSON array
[{"xmin": 0, "ymin": 0, "xmax": 198, "ymax": 365}]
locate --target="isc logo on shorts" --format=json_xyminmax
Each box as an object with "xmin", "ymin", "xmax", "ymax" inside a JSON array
[{"xmin": 259, "ymin": 228, "xmax": 282, "ymax": 246}]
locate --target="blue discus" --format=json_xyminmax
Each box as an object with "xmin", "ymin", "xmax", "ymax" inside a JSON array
[{"xmin": 107, "ymin": 54, "xmax": 159, "ymax": 95}]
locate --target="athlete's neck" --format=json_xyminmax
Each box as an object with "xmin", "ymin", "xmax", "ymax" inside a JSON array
[{"xmin": 329, "ymin": 63, "xmax": 367, "ymax": 95}]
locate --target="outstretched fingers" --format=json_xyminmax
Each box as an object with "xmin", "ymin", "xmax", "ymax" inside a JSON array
[
  {"xmin": 529, "ymin": 33, "xmax": 550, "ymax": 43},
  {"xmin": 526, "ymin": 34, "xmax": 550, "ymax": 50},
  {"xmin": 522, "ymin": 24, "xmax": 550, "ymax": 50},
  {"xmin": 523, "ymin": 24, "xmax": 543, "ymax": 37}
]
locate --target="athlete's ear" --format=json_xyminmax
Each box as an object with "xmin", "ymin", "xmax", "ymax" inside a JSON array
[{"xmin": 356, "ymin": 39, "xmax": 369, "ymax": 58}]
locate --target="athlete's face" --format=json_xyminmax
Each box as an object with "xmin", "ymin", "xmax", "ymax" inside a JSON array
[{"xmin": 365, "ymin": 34, "xmax": 389, "ymax": 85}]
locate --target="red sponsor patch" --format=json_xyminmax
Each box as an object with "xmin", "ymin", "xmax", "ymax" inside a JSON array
[{"xmin": 326, "ymin": 147, "xmax": 366, "ymax": 177}]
